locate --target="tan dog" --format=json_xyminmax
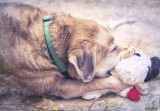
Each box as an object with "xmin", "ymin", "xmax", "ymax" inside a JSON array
[{"xmin": 0, "ymin": 3, "xmax": 133, "ymax": 99}]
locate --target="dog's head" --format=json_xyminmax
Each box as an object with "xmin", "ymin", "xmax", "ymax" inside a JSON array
[{"xmin": 51, "ymin": 13, "xmax": 135, "ymax": 82}]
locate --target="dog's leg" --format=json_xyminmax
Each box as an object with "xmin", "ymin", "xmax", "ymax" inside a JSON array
[
  {"xmin": 21, "ymin": 71, "xmax": 126, "ymax": 99},
  {"xmin": 135, "ymin": 82, "xmax": 150, "ymax": 95},
  {"xmin": 82, "ymin": 90, "xmax": 107, "ymax": 100},
  {"xmin": 54, "ymin": 76, "xmax": 127, "ymax": 99}
]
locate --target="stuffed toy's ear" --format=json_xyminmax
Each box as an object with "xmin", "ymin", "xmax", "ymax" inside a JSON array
[
  {"xmin": 121, "ymin": 46, "xmax": 135, "ymax": 60},
  {"xmin": 144, "ymin": 56, "xmax": 160, "ymax": 82},
  {"xmin": 69, "ymin": 50, "xmax": 96, "ymax": 82}
]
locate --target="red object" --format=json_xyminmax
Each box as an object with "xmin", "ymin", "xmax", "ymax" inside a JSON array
[{"xmin": 127, "ymin": 88, "xmax": 140, "ymax": 101}]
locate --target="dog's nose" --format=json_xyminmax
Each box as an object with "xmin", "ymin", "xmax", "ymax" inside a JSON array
[
  {"xmin": 107, "ymin": 70, "xmax": 111, "ymax": 75},
  {"xmin": 106, "ymin": 70, "xmax": 112, "ymax": 77}
]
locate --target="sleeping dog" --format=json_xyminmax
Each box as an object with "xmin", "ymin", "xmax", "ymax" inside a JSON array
[{"xmin": 0, "ymin": 2, "xmax": 141, "ymax": 99}]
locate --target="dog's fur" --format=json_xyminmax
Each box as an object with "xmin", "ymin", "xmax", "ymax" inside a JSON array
[{"xmin": 0, "ymin": 3, "xmax": 133, "ymax": 99}]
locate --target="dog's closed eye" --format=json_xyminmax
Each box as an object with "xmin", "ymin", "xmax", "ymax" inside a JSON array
[{"xmin": 111, "ymin": 46, "xmax": 117, "ymax": 52}]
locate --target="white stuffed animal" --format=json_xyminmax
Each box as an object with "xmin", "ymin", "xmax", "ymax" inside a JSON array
[
  {"xmin": 112, "ymin": 52, "xmax": 151, "ymax": 85},
  {"xmin": 112, "ymin": 51, "xmax": 151, "ymax": 100}
]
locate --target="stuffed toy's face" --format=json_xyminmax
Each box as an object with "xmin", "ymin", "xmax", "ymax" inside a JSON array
[{"xmin": 112, "ymin": 52, "xmax": 151, "ymax": 85}]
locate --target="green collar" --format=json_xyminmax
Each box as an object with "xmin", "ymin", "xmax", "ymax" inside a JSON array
[{"xmin": 43, "ymin": 15, "xmax": 67, "ymax": 73}]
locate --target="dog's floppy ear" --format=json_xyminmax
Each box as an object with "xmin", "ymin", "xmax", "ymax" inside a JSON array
[
  {"xmin": 121, "ymin": 46, "xmax": 135, "ymax": 60},
  {"xmin": 69, "ymin": 50, "xmax": 96, "ymax": 82}
]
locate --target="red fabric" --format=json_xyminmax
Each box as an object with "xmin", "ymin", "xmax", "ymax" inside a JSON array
[{"xmin": 127, "ymin": 88, "xmax": 140, "ymax": 101}]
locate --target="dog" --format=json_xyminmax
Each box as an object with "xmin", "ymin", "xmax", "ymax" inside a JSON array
[{"xmin": 0, "ymin": 3, "xmax": 135, "ymax": 99}]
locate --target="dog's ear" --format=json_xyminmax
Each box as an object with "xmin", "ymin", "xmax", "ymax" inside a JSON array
[
  {"xmin": 121, "ymin": 46, "xmax": 135, "ymax": 60},
  {"xmin": 69, "ymin": 50, "xmax": 96, "ymax": 82}
]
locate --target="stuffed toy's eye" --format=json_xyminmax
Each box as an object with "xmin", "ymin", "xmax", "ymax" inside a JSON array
[{"xmin": 134, "ymin": 53, "xmax": 141, "ymax": 57}]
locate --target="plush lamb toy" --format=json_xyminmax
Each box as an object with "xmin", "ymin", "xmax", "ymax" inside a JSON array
[
  {"xmin": 112, "ymin": 51, "xmax": 151, "ymax": 101},
  {"xmin": 112, "ymin": 48, "xmax": 160, "ymax": 101}
]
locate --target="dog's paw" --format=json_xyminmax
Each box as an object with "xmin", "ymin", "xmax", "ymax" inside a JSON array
[
  {"xmin": 135, "ymin": 82, "xmax": 150, "ymax": 95},
  {"xmin": 82, "ymin": 93, "xmax": 101, "ymax": 100}
]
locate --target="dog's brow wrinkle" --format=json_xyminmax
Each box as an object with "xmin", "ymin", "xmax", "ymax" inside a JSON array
[{"xmin": 108, "ymin": 37, "xmax": 114, "ymax": 45}]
